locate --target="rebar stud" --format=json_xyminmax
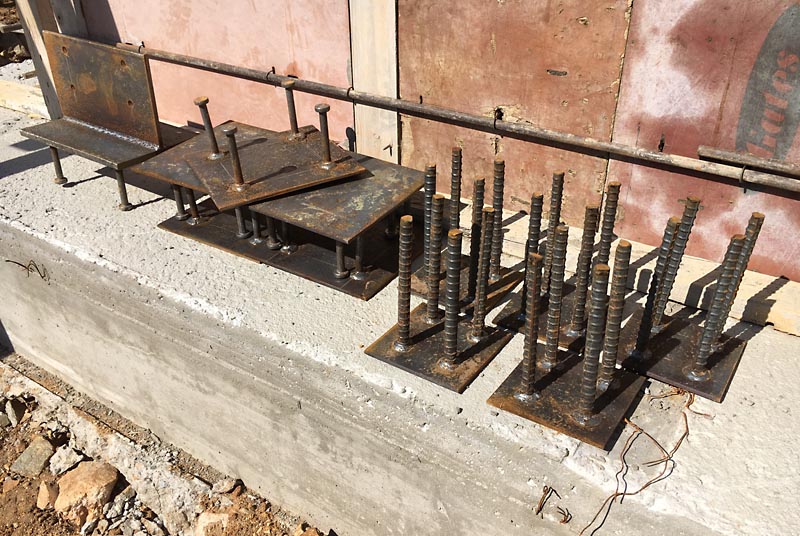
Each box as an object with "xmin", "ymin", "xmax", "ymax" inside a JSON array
[
  {"xmin": 441, "ymin": 229, "xmax": 463, "ymax": 368},
  {"xmin": 467, "ymin": 178, "xmax": 486, "ymax": 302},
  {"xmin": 280, "ymin": 221, "xmax": 297, "ymax": 253},
  {"xmin": 115, "ymin": 170, "xmax": 133, "ymax": 211},
  {"xmin": 426, "ymin": 194, "xmax": 445, "ymax": 323},
  {"xmin": 223, "ymin": 126, "xmax": 246, "ymax": 192},
  {"xmin": 542, "ymin": 172, "xmax": 565, "ymax": 295},
  {"xmin": 249, "ymin": 212, "xmax": 264, "ymax": 246},
  {"xmin": 265, "ymin": 217, "xmax": 281, "ymax": 250},
  {"xmin": 193, "ymin": 96, "xmax": 223, "ymax": 160},
  {"xmin": 352, "ymin": 236, "xmax": 368, "ymax": 280},
  {"xmin": 315, "ymin": 103, "xmax": 333, "ymax": 169},
  {"xmin": 489, "ymin": 159, "xmax": 505, "ymax": 282},
  {"xmin": 234, "ymin": 207, "xmax": 251, "ymax": 239},
  {"xmin": 574, "ymin": 264, "xmax": 610, "ymax": 426},
  {"xmin": 595, "ymin": 182, "xmax": 621, "ymax": 267},
  {"xmin": 567, "ymin": 204, "xmax": 601, "ymax": 335},
  {"xmin": 423, "ymin": 164, "xmax": 437, "ymax": 280},
  {"xmin": 541, "ymin": 224, "xmax": 569, "ymax": 370},
  {"xmin": 687, "ymin": 235, "xmax": 744, "ymax": 381},
  {"xmin": 334, "ymin": 241, "xmax": 349, "ymax": 279},
  {"xmin": 652, "ymin": 197, "xmax": 701, "ymax": 328},
  {"xmin": 518, "ymin": 252, "xmax": 544, "ymax": 402},
  {"xmin": 395, "ymin": 215, "xmax": 414, "ymax": 352},
  {"xmin": 282, "ymin": 80, "xmax": 300, "ymax": 137},
  {"xmin": 518, "ymin": 193, "xmax": 544, "ymax": 320},
  {"xmin": 171, "ymin": 184, "xmax": 188, "ymax": 221},
  {"xmin": 449, "ymin": 147, "xmax": 462, "ymax": 230},
  {"xmin": 184, "ymin": 188, "xmax": 200, "ymax": 225},
  {"xmin": 470, "ymin": 207, "xmax": 495, "ymax": 341},
  {"xmin": 650, "ymin": 217, "xmax": 681, "ymax": 330},
  {"xmin": 50, "ymin": 147, "xmax": 67, "ymax": 185},
  {"xmin": 598, "ymin": 241, "xmax": 631, "ymax": 391}
]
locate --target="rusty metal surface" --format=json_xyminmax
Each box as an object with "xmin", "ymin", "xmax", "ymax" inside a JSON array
[
  {"xmin": 43, "ymin": 31, "xmax": 161, "ymax": 146},
  {"xmin": 132, "ymin": 121, "xmax": 274, "ymax": 191},
  {"xmin": 187, "ymin": 125, "xmax": 366, "ymax": 211},
  {"xmin": 251, "ymin": 153, "xmax": 424, "ymax": 244},
  {"xmin": 619, "ymin": 307, "xmax": 747, "ymax": 403},
  {"xmin": 158, "ymin": 201, "xmax": 422, "ymax": 300},
  {"xmin": 487, "ymin": 347, "xmax": 646, "ymax": 450},
  {"xmin": 365, "ymin": 303, "xmax": 513, "ymax": 393}
]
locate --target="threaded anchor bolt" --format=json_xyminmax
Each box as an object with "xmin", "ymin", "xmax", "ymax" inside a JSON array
[
  {"xmin": 517, "ymin": 251, "xmax": 544, "ymax": 402},
  {"xmin": 541, "ymin": 224, "xmax": 569, "ymax": 370},
  {"xmin": 426, "ymin": 194, "xmax": 445, "ymax": 323},
  {"xmin": 574, "ymin": 264, "xmax": 610, "ymax": 426},
  {"xmin": 518, "ymin": 193, "xmax": 544, "ymax": 321},
  {"xmin": 395, "ymin": 215, "xmax": 414, "ymax": 352},
  {"xmin": 441, "ymin": 229, "xmax": 463, "ymax": 368},
  {"xmin": 489, "ymin": 159, "xmax": 505, "ymax": 282},
  {"xmin": 470, "ymin": 207, "xmax": 495, "ymax": 341},
  {"xmin": 595, "ymin": 182, "xmax": 621, "ymax": 267},
  {"xmin": 598, "ymin": 241, "xmax": 631, "ymax": 392},
  {"xmin": 423, "ymin": 164, "xmax": 437, "ymax": 281},
  {"xmin": 449, "ymin": 147, "xmax": 462, "ymax": 231},
  {"xmin": 542, "ymin": 172, "xmax": 565, "ymax": 295},
  {"xmin": 467, "ymin": 178, "xmax": 486, "ymax": 302},
  {"xmin": 651, "ymin": 217, "xmax": 681, "ymax": 331},
  {"xmin": 567, "ymin": 204, "xmax": 601, "ymax": 336}
]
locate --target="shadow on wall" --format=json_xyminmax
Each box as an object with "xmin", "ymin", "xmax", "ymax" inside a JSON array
[{"xmin": 80, "ymin": 1, "xmax": 121, "ymax": 45}]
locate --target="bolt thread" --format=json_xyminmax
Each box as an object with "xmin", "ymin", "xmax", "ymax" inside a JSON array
[
  {"xmin": 522, "ymin": 252, "xmax": 544, "ymax": 396},
  {"xmin": 543, "ymin": 225, "xmax": 569, "ymax": 367},
  {"xmin": 489, "ymin": 160, "xmax": 505, "ymax": 281},
  {"xmin": 651, "ymin": 217, "xmax": 681, "ymax": 327},
  {"xmin": 426, "ymin": 195, "xmax": 445, "ymax": 322},
  {"xmin": 692, "ymin": 235, "xmax": 744, "ymax": 372},
  {"xmin": 568, "ymin": 204, "xmax": 601, "ymax": 332},
  {"xmin": 578, "ymin": 264, "xmax": 610, "ymax": 417},
  {"xmin": 599, "ymin": 241, "xmax": 631, "ymax": 386},
  {"xmin": 423, "ymin": 165, "xmax": 437, "ymax": 280},
  {"xmin": 471, "ymin": 207, "xmax": 495, "ymax": 337},
  {"xmin": 595, "ymin": 182, "xmax": 621, "ymax": 267},
  {"xmin": 444, "ymin": 230, "xmax": 463, "ymax": 360},
  {"xmin": 542, "ymin": 172, "xmax": 565, "ymax": 295},
  {"xmin": 396, "ymin": 216, "xmax": 414, "ymax": 350},
  {"xmin": 653, "ymin": 197, "xmax": 701, "ymax": 326},
  {"xmin": 467, "ymin": 178, "xmax": 486, "ymax": 301},
  {"xmin": 449, "ymin": 147, "xmax": 462, "ymax": 230},
  {"xmin": 520, "ymin": 193, "xmax": 544, "ymax": 316}
]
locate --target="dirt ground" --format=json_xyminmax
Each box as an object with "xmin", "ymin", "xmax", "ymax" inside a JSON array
[{"xmin": 0, "ymin": 2, "xmax": 17, "ymax": 26}]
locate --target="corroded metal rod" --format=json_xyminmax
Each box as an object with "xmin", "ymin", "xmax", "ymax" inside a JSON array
[
  {"xmin": 449, "ymin": 147, "xmax": 462, "ymax": 230},
  {"xmin": 598, "ymin": 241, "xmax": 631, "ymax": 391},
  {"xmin": 541, "ymin": 225, "xmax": 569, "ymax": 370},
  {"xmin": 467, "ymin": 178, "xmax": 485, "ymax": 302},
  {"xmin": 567, "ymin": 204, "xmax": 601, "ymax": 335},
  {"xmin": 426, "ymin": 194, "xmax": 445, "ymax": 323},
  {"xmin": 234, "ymin": 207, "xmax": 251, "ymax": 239},
  {"xmin": 470, "ymin": 207, "xmax": 495, "ymax": 341},
  {"xmin": 595, "ymin": 182, "xmax": 621, "ymax": 267},
  {"xmin": 423, "ymin": 164, "xmax": 437, "ymax": 280},
  {"xmin": 171, "ymin": 184, "xmax": 188, "ymax": 221},
  {"xmin": 519, "ymin": 193, "xmax": 544, "ymax": 319},
  {"xmin": 520, "ymin": 252, "xmax": 543, "ymax": 400},
  {"xmin": 651, "ymin": 217, "xmax": 681, "ymax": 329},
  {"xmin": 443, "ymin": 229, "xmax": 463, "ymax": 365},
  {"xmin": 50, "ymin": 147, "xmax": 66, "ymax": 184},
  {"xmin": 265, "ymin": 217, "xmax": 281, "ymax": 250},
  {"xmin": 223, "ymin": 126, "xmax": 245, "ymax": 190},
  {"xmin": 395, "ymin": 215, "xmax": 414, "ymax": 352},
  {"xmin": 542, "ymin": 172, "xmax": 565, "ymax": 295},
  {"xmin": 489, "ymin": 159, "xmax": 506, "ymax": 282},
  {"xmin": 282, "ymin": 79, "xmax": 300, "ymax": 135},
  {"xmin": 576, "ymin": 264, "xmax": 610, "ymax": 425},
  {"xmin": 193, "ymin": 96, "xmax": 222, "ymax": 159}
]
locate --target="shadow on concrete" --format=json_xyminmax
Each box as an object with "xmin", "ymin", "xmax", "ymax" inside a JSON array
[
  {"xmin": 0, "ymin": 147, "xmax": 53, "ymax": 178},
  {"xmin": 0, "ymin": 319, "xmax": 13, "ymax": 360}
]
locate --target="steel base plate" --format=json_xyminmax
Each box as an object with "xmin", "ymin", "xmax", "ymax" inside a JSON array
[
  {"xmin": 410, "ymin": 262, "xmax": 524, "ymax": 313},
  {"xmin": 157, "ymin": 202, "xmax": 422, "ymax": 300},
  {"xmin": 365, "ymin": 304, "xmax": 514, "ymax": 393},
  {"xmin": 488, "ymin": 348, "xmax": 646, "ymax": 450},
  {"xmin": 620, "ymin": 307, "xmax": 748, "ymax": 402},
  {"xmin": 187, "ymin": 125, "xmax": 366, "ymax": 211}
]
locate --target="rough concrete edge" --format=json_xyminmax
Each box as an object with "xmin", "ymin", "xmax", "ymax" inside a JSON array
[{"xmin": 0, "ymin": 79, "xmax": 47, "ymax": 119}]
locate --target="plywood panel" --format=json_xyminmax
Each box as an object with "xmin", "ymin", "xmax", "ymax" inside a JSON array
[
  {"xmin": 397, "ymin": 0, "xmax": 630, "ymax": 223},
  {"xmin": 609, "ymin": 1, "xmax": 800, "ymax": 280},
  {"xmin": 83, "ymin": 1, "xmax": 354, "ymax": 144}
]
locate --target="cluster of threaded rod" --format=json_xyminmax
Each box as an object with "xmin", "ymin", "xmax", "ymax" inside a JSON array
[
  {"xmin": 542, "ymin": 225, "xmax": 569, "ymax": 368},
  {"xmin": 423, "ymin": 165, "xmax": 436, "ymax": 279},
  {"xmin": 467, "ymin": 178, "xmax": 486, "ymax": 301},
  {"xmin": 449, "ymin": 147, "xmax": 462, "ymax": 230},
  {"xmin": 632, "ymin": 269, "xmax": 659, "ymax": 358},
  {"xmin": 577, "ymin": 264, "xmax": 610, "ymax": 420},
  {"xmin": 522, "ymin": 252, "xmax": 543, "ymax": 397},
  {"xmin": 471, "ymin": 207, "xmax": 495, "ymax": 339},
  {"xmin": 426, "ymin": 195, "xmax": 445, "ymax": 322},
  {"xmin": 595, "ymin": 182, "xmax": 621, "ymax": 267},
  {"xmin": 568, "ymin": 204, "xmax": 601, "ymax": 333},
  {"xmin": 519, "ymin": 193, "xmax": 544, "ymax": 318},
  {"xmin": 443, "ymin": 229, "xmax": 463, "ymax": 362},
  {"xmin": 489, "ymin": 159, "xmax": 505, "ymax": 282},
  {"xmin": 542, "ymin": 172, "xmax": 565, "ymax": 294},
  {"xmin": 395, "ymin": 215, "xmax": 414, "ymax": 351},
  {"xmin": 650, "ymin": 217, "xmax": 681, "ymax": 328},
  {"xmin": 599, "ymin": 241, "xmax": 631, "ymax": 389}
]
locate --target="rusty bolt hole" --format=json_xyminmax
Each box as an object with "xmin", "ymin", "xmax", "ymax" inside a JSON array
[
  {"xmin": 69, "ymin": 84, "xmax": 75, "ymax": 91},
  {"xmin": 61, "ymin": 46, "xmax": 68, "ymax": 54},
  {"xmin": 120, "ymin": 59, "xmax": 127, "ymax": 67},
  {"xmin": 127, "ymin": 99, "xmax": 134, "ymax": 107}
]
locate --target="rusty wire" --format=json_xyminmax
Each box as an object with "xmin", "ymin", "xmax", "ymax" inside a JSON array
[
  {"xmin": 535, "ymin": 485, "xmax": 561, "ymax": 517},
  {"xmin": 5, "ymin": 259, "xmax": 49, "ymax": 284}
]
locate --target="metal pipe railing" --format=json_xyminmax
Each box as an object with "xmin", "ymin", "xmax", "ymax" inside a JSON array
[{"xmin": 118, "ymin": 42, "xmax": 800, "ymax": 194}]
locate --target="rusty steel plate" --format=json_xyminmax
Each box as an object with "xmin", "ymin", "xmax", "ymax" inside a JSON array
[
  {"xmin": 158, "ymin": 201, "xmax": 423, "ymax": 301},
  {"xmin": 488, "ymin": 347, "xmax": 646, "ymax": 450},
  {"xmin": 43, "ymin": 31, "xmax": 161, "ymax": 146},
  {"xmin": 365, "ymin": 303, "xmax": 513, "ymax": 393},
  {"xmin": 251, "ymin": 153, "xmax": 424, "ymax": 244},
  {"xmin": 132, "ymin": 122, "xmax": 275, "ymax": 191},
  {"xmin": 187, "ymin": 125, "xmax": 366, "ymax": 211},
  {"xmin": 619, "ymin": 307, "xmax": 747, "ymax": 403},
  {"xmin": 411, "ymin": 261, "xmax": 524, "ymax": 313}
]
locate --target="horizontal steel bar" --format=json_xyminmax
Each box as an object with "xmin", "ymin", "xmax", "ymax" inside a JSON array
[
  {"xmin": 699, "ymin": 145, "xmax": 800, "ymax": 180},
  {"xmin": 118, "ymin": 42, "xmax": 800, "ymax": 194}
]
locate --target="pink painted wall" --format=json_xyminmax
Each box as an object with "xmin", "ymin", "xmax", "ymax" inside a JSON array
[{"xmin": 83, "ymin": 0, "xmax": 354, "ymax": 143}]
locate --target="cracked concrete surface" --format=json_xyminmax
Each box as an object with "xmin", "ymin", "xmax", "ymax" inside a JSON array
[{"xmin": 1, "ymin": 105, "xmax": 798, "ymax": 535}]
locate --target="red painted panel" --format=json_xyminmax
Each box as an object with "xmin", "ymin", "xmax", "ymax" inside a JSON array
[
  {"xmin": 398, "ymin": 0, "xmax": 630, "ymax": 224},
  {"xmin": 610, "ymin": 1, "xmax": 800, "ymax": 279},
  {"xmin": 83, "ymin": 1, "xmax": 354, "ymax": 143}
]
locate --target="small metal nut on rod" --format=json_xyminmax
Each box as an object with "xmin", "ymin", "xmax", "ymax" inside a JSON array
[
  {"xmin": 395, "ymin": 215, "xmax": 415, "ymax": 352},
  {"xmin": 171, "ymin": 184, "xmax": 189, "ymax": 221},
  {"xmin": 282, "ymin": 79, "xmax": 301, "ymax": 137},
  {"xmin": 234, "ymin": 207, "xmax": 251, "ymax": 239},
  {"xmin": 223, "ymin": 126, "xmax": 247, "ymax": 192},
  {"xmin": 334, "ymin": 241, "xmax": 350, "ymax": 279},
  {"xmin": 595, "ymin": 181, "xmax": 621, "ymax": 267},
  {"xmin": 518, "ymin": 251, "xmax": 544, "ymax": 402},
  {"xmin": 686, "ymin": 234, "xmax": 744, "ymax": 381},
  {"xmin": 567, "ymin": 204, "xmax": 601, "ymax": 336},
  {"xmin": 651, "ymin": 217, "xmax": 681, "ymax": 331},
  {"xmin": 466, "ymin": 178, "xmax": 486, "ymax": 302},
  {"xmin": 423, "ymin": 164, "xmax": 437, "ymax": 281},
  {"xmin": 489, "ymin": 159, "xmax": 505, "ymax": 282},
  {"xmin": 542, "ymin": 172, "xmax": 565, "ymax": 295},
  {"xmin": 425, "ymin": 194, "xmax": 446, "ymax": 324},
  {"xmin": 518, "ymin": 193, "xmax": 544, "ymax": 320},
  {"xmin": 265, "ymin": 217, "xmax": 282, "ymax": 250},
  {"xmin": 314, "ymin": 103, "xmax": 334, "ymax": 170},
  {"xmin": 598, "ymin": 240, "xmax": 631, "ymax": 392},
  {"xmin": 50, "ymin": 147, "xmax": 67, "ymax": 185},
  {"xmin": 193, "ymin": 96, "xmax": 223, "ymax": 160},
  {"xmin": 541, "ymin": 224, "xmax": 569, "ymax": 370},
  {"xmin": 440, "ymin": 229, "xmax": 464, "ymax": 369},
  {"xmin": 449, "ymin": 147, "xmax": 463, "ymax": 231},
  {"xmin": 574, "ymin": 264, "xmax": 610, "ymax": 427},
  {"xmin": 470, "ymin": 207, "xmax": 495, "ymax": 341}
]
